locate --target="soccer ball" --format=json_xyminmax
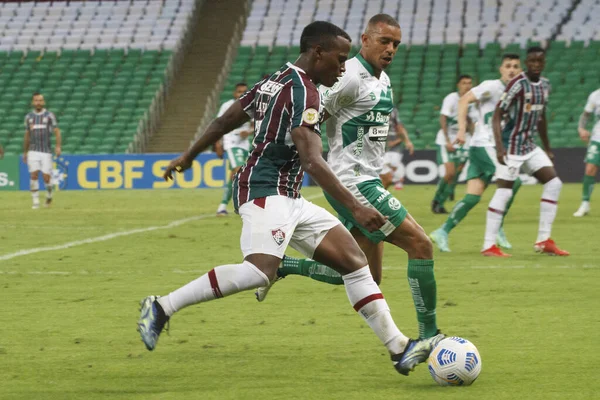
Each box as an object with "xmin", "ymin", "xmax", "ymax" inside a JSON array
[{"xmin": 428, "ymin": 337, "xmax": 482, "ymax": 386}]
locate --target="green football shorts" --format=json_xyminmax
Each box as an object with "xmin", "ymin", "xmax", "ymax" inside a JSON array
[
  {"xmin": 585, "ymin": 141, "xmax": 600, "ymax": 167},
  {"xmin": 466, "ymin": 146, "xmax": 497, "ymax": 184},
  {"xmin": 324, "ymin": 179, "xmax": 408, "ymax": 243},
  {"xmin": 226, "ymin": 147, "xmax": 249, "ymax": 169}
]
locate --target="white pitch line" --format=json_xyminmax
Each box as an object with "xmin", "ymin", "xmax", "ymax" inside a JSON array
[{"xmin": 0, "ymin": 193, "xmax": 325, "ymax": 263}]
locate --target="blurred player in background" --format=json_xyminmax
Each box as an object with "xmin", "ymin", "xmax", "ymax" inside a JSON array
[
  {"xmin": 138, "ymin": 21, "xmax": 441, "ymax": 376},
  {"xmin": 380, "ymin": 106, "xmax": 414, "ymax": 189},
  {"xmin": 483, "ymin": 47, "xmax": 568, "ymax": 256},
  {"xmin": 430, "ymin": 54, "xmax": 522, "ymax": 252},
  {"xmin": 431, "ymin": 75, "xmax": 473, "ymax": 214},
  {"xmin": 256, "ymin": 14, "xmax": 444, "ymax": 343},
  {"xmin": 23, "ymin": 93, "xmax": 61, "ymax": 209},
  {"xmin": 573, "ymin": 88, "xmax": 600, "ymax": 217},
  {"xmin": 215, "ymin": 82, "xmax": 253, "ymax": 216}
]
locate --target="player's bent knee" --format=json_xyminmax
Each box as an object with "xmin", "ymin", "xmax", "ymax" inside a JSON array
[
  {"xmin": 544, "ymin": 177, "xmax": 562, "ymax": 196},
  {"xmin": 413, "ymin": 232, "xmax": 433, "ymax": 259}
]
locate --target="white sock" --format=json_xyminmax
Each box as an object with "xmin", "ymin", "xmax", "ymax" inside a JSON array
[
  {"xmin": 343, "ymin": 266, "xmax": 408, "ymax": 355},
  {"xmin": 537, "ymin": 177, "xmax": 562, "ymax": 243},
  {"xmin": 158, "ymin": 260, "xmax": 269, "ymax": 317},
  {"xmin": 483, "ymin": 188, "xmax": 512, "ymax": 249},
  {"xmin": 30, "ymin": 179, "xmax": 39, "ymax": 204}
]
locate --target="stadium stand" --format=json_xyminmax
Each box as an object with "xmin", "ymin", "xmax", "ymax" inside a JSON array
[
  {"xmin": 0, "ymin": 0, "xmax": 197, "ymax": 156},
  {"xmin": 219, "ymin": 0, "xmax": 600, "ymax": 151}
]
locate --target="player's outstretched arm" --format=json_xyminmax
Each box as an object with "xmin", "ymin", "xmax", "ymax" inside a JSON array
[
  {"xmin": 163, "ymin": 102, "xmax": 250, "ymax": 180},
  {"xmin": 291, "ymin": 126, "xmax": 386, "ymax": 232},
  {"xmin": 456, "ymin": 91, "xmax": 476, "ymax": 145},
  {"xmin": 492, "ymin": 106, "xmax": 506, "ymax": 165},
  {"xmin": 537, "ymin": 110, "xmax": 553, "ymax": 159}
]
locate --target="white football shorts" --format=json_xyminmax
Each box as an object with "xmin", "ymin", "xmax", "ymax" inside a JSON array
[
  {"xmin": 238, "ymin": 195, "xmax": 340, "ymax": 259},
  {"xmin": 27, "ymin": 151, "xmax": 53, "ymax": 175},
  {"xmin": 495, "ymin": 146, "xmax": 553, "ymax": 181}
]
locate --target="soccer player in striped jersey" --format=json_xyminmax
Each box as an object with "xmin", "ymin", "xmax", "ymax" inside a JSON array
[
  {"xmin": 380, "ymin": 106, "xmax": 414, "ymax": 189},
  {"xmin": 482, "ymin": 47, "xmax": 568, "ymax": 256},
  {"xmin": 431, "ymin": 75, "xmax": 473, "ymax": 214},
  {"xmin": 573, "ymin": 88, "xmax": 600, "ymax": 217},
  {"xmin": 215, "ymin": 82, "xmax": 252, "ymax": 216},
  {"xmin": 430, "ymin": 54, "xmax": 522, "ymax": 252},
  {"xmin": 23, "ymin": 93, "xmax": 61, "ymax": 209},
  {"xmin": 137, "ymin": 21, "xmax": 441, "ymax": 376},
  {"xmin": 256, "ymin": 14, "xmax": 444, "ymax": 343}
]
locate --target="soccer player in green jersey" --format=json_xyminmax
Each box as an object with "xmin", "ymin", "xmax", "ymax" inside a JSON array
[
  {"xmin": 255, "ymin": 14, "xmax": 442, "ymax": 341},
  {"xmin": 429, "ymin": 54, "xmax": 522, "ymax": 252},
  {"xmin": 573, "ymin": 88, "xmax": 600, "ymax": 217},
  {"xmin": 215, "ymin": 83, "xmax": 253, "ymax": 216},
  {"xmin": 137, "ymin": 21, "xmax": 443, "ymax": 376},
  {"xmin": 431, "ymin": 75, "xmax": 473, "ymax": 214}
]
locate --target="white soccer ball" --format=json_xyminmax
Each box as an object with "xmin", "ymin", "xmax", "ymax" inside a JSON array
[{"xmin": 428, "ymin": 336, "xmax": 482, "ymax": 386}]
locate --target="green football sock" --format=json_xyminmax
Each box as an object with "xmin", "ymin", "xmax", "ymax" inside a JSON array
[
  {"xmin": 582, "ymin": 175, "xmax": 595, "ymax": 201},
  {"xmin": 443, "ymin": 179, "xmax": 457, "ymax": 201},
  {"xmin": 442, "ymin": 194, "xmax": 481, "ymax": 233},
  {"xmin": 407, "ymin": 259, "xmax": 438, "ymax": 339},
  {"xmin": 433, "ymin": 179, "xmax": 448, "ymax": 203},
  {"xmin": 501, "ymin": 177, "xmax": 521, "ymax": 227},
  {"xmin": 220, "ymin": 179, "xmax": 233, "ymax": 205},
  {"xmin": 279, "ymin": 256, "xmax": 343, "ymax": 285}
]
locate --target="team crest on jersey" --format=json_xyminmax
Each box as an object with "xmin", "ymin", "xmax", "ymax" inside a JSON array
[
  {"xmin": 271, "ymin": 229, "xmax": 286, "ymax": 246},
  {"xmin": 525, "ymin": 103, "xmax": 532, "ymax": 112},
  {"xmin": 302, "ymin": 108, "xmax": 319, "ymax": 125},
  {"xmin": 338, "ymin": 95, "xmax": 353, "ymax": 107}
]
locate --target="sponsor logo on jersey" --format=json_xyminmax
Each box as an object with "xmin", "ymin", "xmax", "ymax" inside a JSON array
[
  {"xmin": 388, "ymin": 197, "xmax": 401, "ymax": 210},
  {"xmin": 258, "ymin": 80, "xmax": 284, "ymax": 96},
  {"xmin": 271, "ymin": 229, "xmax": 286, "ymax": 246},
  {"xmin": 338, "ymin": 95, "xmax": 353, "ymax": 107},
  {"xmin": 360, "ymin": 72, "xmax": 369, "ymax": 79}
]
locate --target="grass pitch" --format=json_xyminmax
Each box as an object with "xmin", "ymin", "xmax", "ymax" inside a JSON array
[{"xmin": 0, "ymin": 184, "xmax": 597, "ymax": 400}]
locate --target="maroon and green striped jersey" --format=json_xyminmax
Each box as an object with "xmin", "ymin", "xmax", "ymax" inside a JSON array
[
  {"xmin": 233, "ymin": 63, "xmax": 322, "ymax": 210},
  {"xmin": 499, "ymin": 72, "xmax": 549, "ymax": 156}
]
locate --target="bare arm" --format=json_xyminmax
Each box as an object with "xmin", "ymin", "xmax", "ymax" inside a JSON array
[
  {"xmin": 492, "ymin": 106, "xmax": 506, "ymax": 165},
  {"xmin": 456, "ymin": 91, "xmax": 477, "ymax": 145},
  {"xmin": 54, "ymin": 127, "xmax": 62, "ymax": 156},
  {"xmin": 163, "ymin": 101, "xmax": 250, "ymax": 180},
  {"xmin": 398, "ymin": 124, "xmax": 414, "ymax": 155},
  {"xmin": 578, "ymin": 111, "xmax": 592, "ymax": 142},
  {"xmin": 291, "ymin": 126, "xmax": 386, "ymax": 232},
  {"xmin": 0, "ymin": 143, "xmax": 4, "ymax": 159},
  {"xmin": 537, "ymin": 110, "xmax": 552, "ymax": 159},
  {"xmin": 440, "ymin": 114, "xmax": 454, "ymax": 151}
]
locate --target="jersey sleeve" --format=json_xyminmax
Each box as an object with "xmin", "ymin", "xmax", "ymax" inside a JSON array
[
  {"xmin": 471, "ymin": 80, "xmax": 493, "ymax": 101},
  {"xmin": 440, "ymin": 94, "xmax": 454, "ymax": 117},
  {"xmin": 320, "ymin": 73, "xmax": 360, "ymax": 116},
  {"xmin": 290, "ymin": 79, "xmax": 321, "ymax": 133},
  {"xmin": 584, "ymin": 92, "xmax": 598, "ymax": 114},
  {"xmin": 238, "ymin": 80, "xmax": 264, "ymax": 118},
  {"xmin": 49, "ymin": 112, "xmax": 58, "ymax": 129},
  {"xmin": 498, "ymin": 79, "xmax": 523, "ymax": 111}
]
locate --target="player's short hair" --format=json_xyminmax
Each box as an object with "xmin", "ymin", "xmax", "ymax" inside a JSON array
[
  {"xmin": 366, "ymin": 13, "xmax": 400, "ymax": 29},
  {"xmin": 457, "ymin": 74, "xmax": 472, "ymax": 83},
  {"xmin": 300, "ymin": 21, "xmax": 351, "ymax": 53},
  {"xmin": 526, "ymin": 46, "xmax": 545, "ymax": 55},
  {"xmin": 32, "ymin": 92, "xmax": 43, "ymax": 99},
  {"xmin": 235, "ymin": 82, "xmax": 248, "ymax": 88},
  {"xmin": 501, "ymin": 53, "xmax": 520, "ymax": 63}
]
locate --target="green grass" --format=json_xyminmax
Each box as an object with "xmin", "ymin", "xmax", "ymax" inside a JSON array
[{"xmin": 0, "ymin": 184, "xmax": 597, "ymax": 400}]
